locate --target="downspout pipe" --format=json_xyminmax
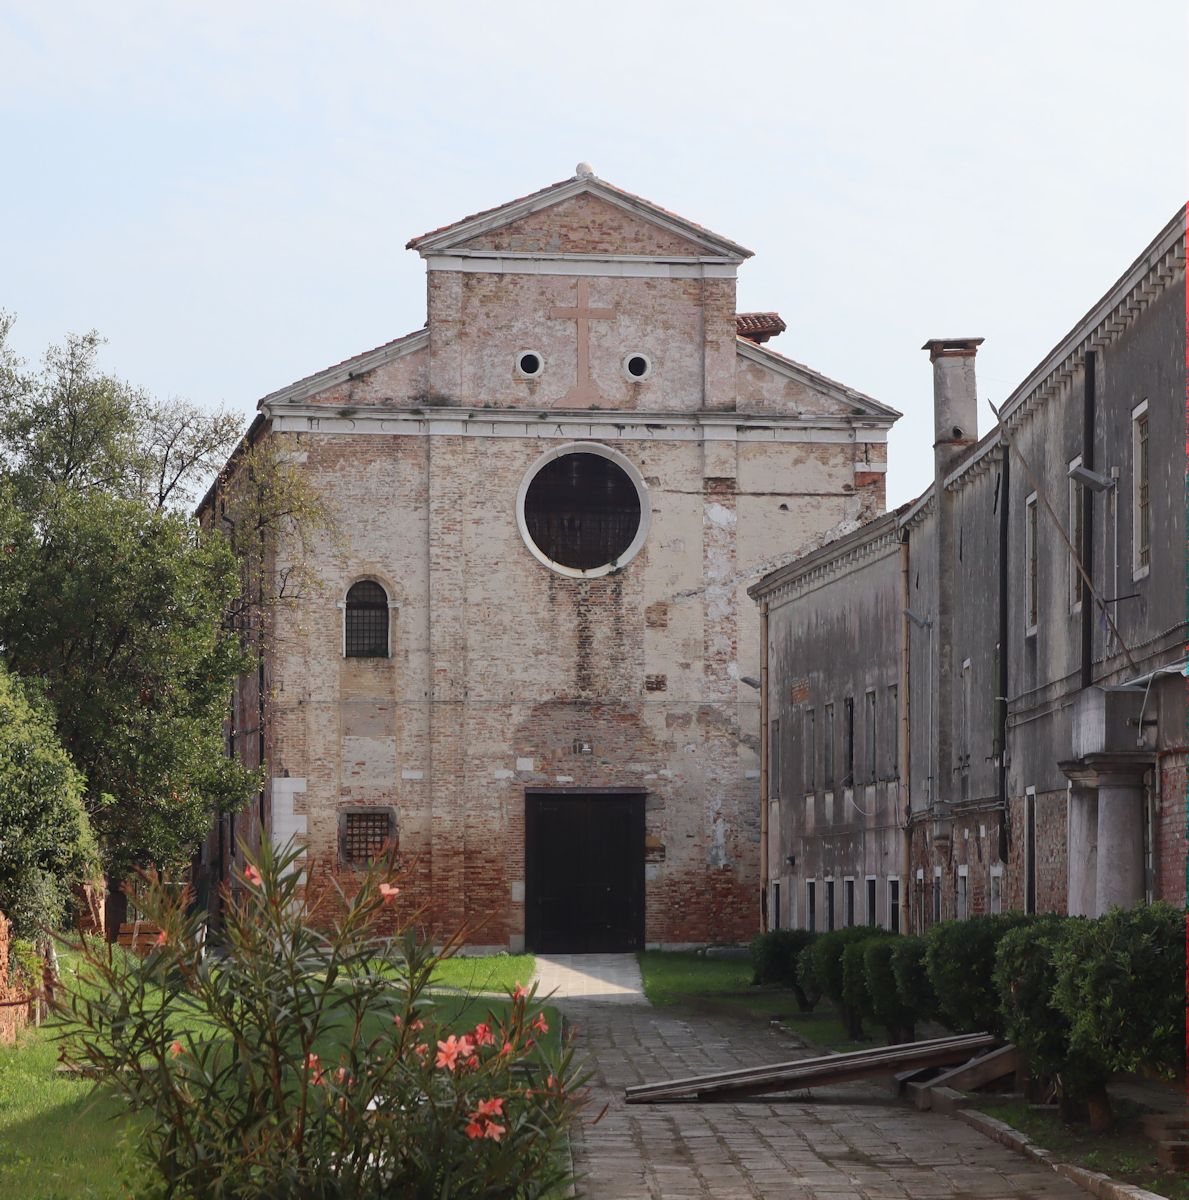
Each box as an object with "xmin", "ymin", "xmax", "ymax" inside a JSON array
[
  {"xmin": 898, "ymin": 531, "xmax": 912, "ymax": 934},
  {"xmin": 997, "ymin": 448, "xmax": 1010, "ymax": 863},
  {"xmin": 1080, "ymin": 351, "xmax": 1096, "ymax": 690},
  {"xmin": 759, "ymin": 599, "xmax": 770, "ymax": 931}
]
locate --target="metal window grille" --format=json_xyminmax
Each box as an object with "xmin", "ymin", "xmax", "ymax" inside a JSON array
[
  {"xmin": 345, "ymin": 581, "xmax": 389, "ymax": 657},
  {"xmin": 864, "ymin": 691, "xmax": 876, "ymax": 783},
  {"xmin": 1026, "ymin": 497, "xmax": 1039, "ymax": 628},
  {"xmin": 823, "ymin": 703, "xmax": 835, "ymax": 788},
  {"xmin": 344, "ymin": 811, "xmax": 391, "ymax": 864}
]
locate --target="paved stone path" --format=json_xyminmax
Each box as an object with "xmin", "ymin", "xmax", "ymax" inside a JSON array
[{"xmin": 543, "ymin": 956, "xmax": 1085, "ymax": 1200}]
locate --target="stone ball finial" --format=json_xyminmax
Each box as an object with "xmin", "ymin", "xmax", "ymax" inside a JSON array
[{"xmin": 575, "ymin": 162, "xmax": 595, "ymax": 178}]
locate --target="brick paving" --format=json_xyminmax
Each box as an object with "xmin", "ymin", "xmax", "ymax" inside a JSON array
[{"xmin": 548, "ymin": 957, "xmax": 1084, "ymax": 1200}]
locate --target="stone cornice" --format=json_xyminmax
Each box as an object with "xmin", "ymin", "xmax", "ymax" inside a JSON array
[
  {"xmin": 264, "ymin": 404, "xmax": 892, "ymax": 445},
  {"xmin": 1000, "ymin": 208, "xmax": 1185, "ymax": 433},
  {"xmin": 749, "ymin": 512, "xmax": 900, "ymax": 606}
]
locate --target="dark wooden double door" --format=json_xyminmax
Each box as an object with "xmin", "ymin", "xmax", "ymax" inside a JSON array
[{"xmin": 524, "ymin": 791, "xmax": 645, "ymax": 953}]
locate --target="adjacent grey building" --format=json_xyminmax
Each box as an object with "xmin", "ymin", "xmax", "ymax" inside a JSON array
[{"xmin": 751, "ymin": 208, "xmax": 1186, "ymax": 931}]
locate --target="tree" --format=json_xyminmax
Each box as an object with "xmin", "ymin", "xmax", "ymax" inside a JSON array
[
  {"xmin": 0, "ymin": 661, "xmax": 99, "ymax": 939},
  {"xmin": 0, "ymin": 485, "xmax": 258, "ymax": 878},
  {"xmin": 0, "ymin": 313, "xmax": 241, "ymax": 514}
]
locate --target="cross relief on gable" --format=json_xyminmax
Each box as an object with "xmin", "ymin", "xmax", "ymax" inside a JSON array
[{"xmin": 548, "ymin": 279, "xmax": 615, "ymax": 407}]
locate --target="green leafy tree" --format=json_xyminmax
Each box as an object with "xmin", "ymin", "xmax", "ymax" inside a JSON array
[
  {"xmin": 0, "ymin": 662, "xmax": 99, "ymax": 939},
  {"xmin": 0, "ymin": 486, "xmax": 257, "ymax": 877}
]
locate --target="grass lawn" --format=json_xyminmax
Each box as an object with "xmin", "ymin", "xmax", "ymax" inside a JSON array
[
  {"xmin": 978, "ymin": 1100, "xmax": 1188, "ymax": 1200},
  {"xmin": 431, "ymin": 952, "xmax": 536, "ymax": 994},
  {"xmin": 0, "ymin": 987, "xmax": 559, "ymax": 1200},
  {"xmin": 636, "ymin": 951, "xmax": 899, "ymax": 1053}
]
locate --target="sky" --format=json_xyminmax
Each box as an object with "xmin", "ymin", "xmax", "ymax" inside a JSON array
[{"xmin": 2, "ymin": 1, "xmax": 1186, "ymax": 507}]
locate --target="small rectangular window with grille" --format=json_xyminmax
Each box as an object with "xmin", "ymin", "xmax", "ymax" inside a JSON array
[{"xmin": 341, "ymin": 810, "xmax": 393, "ymax": 865}]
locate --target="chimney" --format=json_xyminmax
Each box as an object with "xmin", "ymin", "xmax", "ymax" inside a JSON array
[
  {"xmin": 920, "ymin": 336, "xmax": 983, "ymax": 854},
  {"xmin": 923, "ymin": 337, "xmax": 983, "ymax": 478}
]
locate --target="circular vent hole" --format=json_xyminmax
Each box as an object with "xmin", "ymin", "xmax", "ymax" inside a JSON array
[
  {"xmin": 626, "ymin": 355, "xmax": 649, "ymax": 378},
  {"xmin": 517, "ymin": 352, "xmax": 542, "ymax": 377}
]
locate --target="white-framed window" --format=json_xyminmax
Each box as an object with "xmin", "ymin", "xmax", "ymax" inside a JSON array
[
  {"xmin": 915, "ymin": 867, "xmax": 925, "ymax": 931},
  {"xmin": 957, "ymin": 865, "xmax": 969, "ymax": 920},
  {"xmin": 864, "ymin": 689, "xmax": 877, "ymax": 783},
  {"xmin": 887, "ymin": 877, "xmax": 901, "ymax": 933},
  {"xmin": 823, "ymin": 702, "xmax": 835, "ymax": 789},
  {"xmin": 887, "ymin": 684, "xmax": 899, "ymax": 778},
  {"xmin": 989, "ymin": 864, "xmax": 1004, "ymax": 915},
  {"xmin": 844, "ymin": 877, "xmax": 855, "ymax": 926},
  {"xmin": 804, "ymin": 707, "xmax": 816, "ymax": 793},
  {"xmin": 770, "ymin": 881, "xmax": 781, "ymax": 931},
  {"xmin": 787, "ymin": 882, "xmax": 798, "ymax": 929},
  {"xmin": 1024, "ymin": 786, "xmax": 1037, "ymax": 914},
  {"xmin": 1132, "ymin": 400, "xmax": 1150, "ymax": 579},
  {"xmin": 1025, "ymin": 492, "xmax": 1039, "ymax": 634},
  {"xmin": 1068, "ymin": 454, "xmax": 1084, "ymax": 612},
  {"xmin": 806, "ymin": 880, "xmax": 817, "ymax": 932},
  {"xmin": 768, "ymin": 719, "xmax": 781, "ymax": 802},
  {"xmin": 865, "ymin": 875, "xmax": 877, "ymax": 927},
  {"xmin": 932, "ymin": 866, "xmax": 943, "ymax": 924},
  {"xmin": 825, "ymin": 877, "xmax": 836, "ymax": 931}
]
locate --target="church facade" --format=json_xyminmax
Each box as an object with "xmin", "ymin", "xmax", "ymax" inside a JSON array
[{"xmin": 204, "ymin": 169, "xmax": 898, "ymax": 950}]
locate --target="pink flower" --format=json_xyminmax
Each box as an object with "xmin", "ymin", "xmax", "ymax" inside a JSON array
[
  {"xmin": 465, "ymin": 1120, "xmax": 485, "ymax": 1139},
  {"xmin": 435, "ymin": 1035, "xmax": 474, "ymax": 1072},
  {"xmin": 530, "ymin": 1013, "xmax": 549, "ymax": 1035},
  {"xmin": 473, "ymin": 1022, "xmax": 496, "ymax": 1047},
  {"xmin": 306, "ymin": 1052, "xmax": 324, "ymax": 1085},
  {"xmin": 498, "ymin": 1040, "xmax": 515, "ymax": 1057},
  {"xmin": 244, "ymin": 864, "xmax": 263, "ymax": 886},
  {"xmin": 512, "ymin": 983, "xmax": 528, "ymax": 1001},
  {"xmin": 378, "ymin": 883, "xmax": 399, "ymax": 904},
  {"xmin": 169, "ymin": 1040, "xmax": 183, "ymax": 1057},
  {"xmin": 155, "ymin": 930, "xmax": 168, "ymax": 947},
  {"xmin": 413, "ymin": 1042, "xmax": 428, "ymax": 1058},
  {"xmin": 483, "ymin": 1121, "xmax": 506, "ymax": 1142},
  {"xmin": 476, "ymin": 1097, "xmax": 504, "ymax": 1118}
]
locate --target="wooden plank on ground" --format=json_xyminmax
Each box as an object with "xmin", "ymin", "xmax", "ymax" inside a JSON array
[
  {"xmin": 625, "ymin": 1033, "xmax": 997, "ymax": 1104},
  {"xmin": 926, "ymin": 1043, "xmax": 1019, "ymax": 1094}
]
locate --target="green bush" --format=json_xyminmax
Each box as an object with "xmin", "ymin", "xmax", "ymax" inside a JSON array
[
  {"xmin": 1052, "ymin": 902, "xmax": 1184, "ymax": 1083},
  {"xmin": 995, "ymin": 915, "xmax": 1105, "ymax": 1120},
  {"xmin": 863, "ymin": 939, "xmax": 917, "ymax": 1043},
  {"xmin": 925, "ymin": 914, "xmax": 1032, "ymax": 1036},
  {"xmin": 808, "ymin": 927, "xmax": 895, "ymax": 1038},
  {"xmin": 795, "ymin": 942, "xmax": 821, "ymax": 1008},
  {"xmin": 750, "ymin": 929, "xmax": 817, "ymax": 1010},
  {"xmin": 54, "ymin": 840, "xmax": 585, "ymax": 1199},
  {"xmin": 890, "ymin": 935, "xmax": 937, "ymax": 1022},
  {"xmin": 0, "ymin": 664, "xmax": 99, "ymax": 941}
]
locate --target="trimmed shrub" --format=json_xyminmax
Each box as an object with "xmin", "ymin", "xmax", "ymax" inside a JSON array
[
  {"xmin": 995, "ymin": 915, "xmax": 1104, "ymax": 1121},
  {"xmin": 795, "ymin": 941, "xmax": 821, "ymax": 1009},
  {"xmin": 750, "ymin": 929, "xmax": 817, "ymax": 1010},
  {"xmin": 890, "ymin": 935, "xmax": 937, "ymax": 1022},
  {"xmin": 1052, "ymin": 901, "xmax": 1184, "ymax": 1083},
  {"xmin": 808, "ymin": 927, "xmax": 895, "ymax": 1038},
  {"xmin": 925, "ymin": 914, "xmax": 1032, "ymax": 1036},
  {"xmin": 863, "ymin": 939, "xmax": 917, "ymax": 1043}
]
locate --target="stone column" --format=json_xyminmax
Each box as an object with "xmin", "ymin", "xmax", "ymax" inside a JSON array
[
  {"xmin": 1066, "ymin": 784, "xmax": 1098, "ymax": 916},
  {"xmin": 1094, "ymin": 772, "xmax": 1145, "ymax": 915}
]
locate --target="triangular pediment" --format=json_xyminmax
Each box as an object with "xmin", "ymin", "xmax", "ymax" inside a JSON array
[
  {"xmin": 736, "ymin": 339, "xmax": 901, "ymax": 422},
  {"xmin": 407, "ymin": 174, "xmax": 752, "ymax": 261}
]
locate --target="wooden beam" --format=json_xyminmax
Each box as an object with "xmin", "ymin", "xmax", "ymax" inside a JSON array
[{"xmin": 624, "ymin": 1033, "xmax": 997, "ymax": 1104}]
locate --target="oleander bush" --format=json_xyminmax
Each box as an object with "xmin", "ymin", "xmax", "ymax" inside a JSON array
[
  {"xmin": 889, "ymin": 934, "xmax": 937, "ymax": 1022},
  {"xmin": 862, "ymin": 938, "xmax": 917, "ymax": 1043},
  {"xmin": 53, "ymin": 840, "xmax": 586, "ymax": 1199},
  {"xmin": 925, "ymin": 914, "xmax": 1032, "ymax": 1036},
  {"xmin": 750, "ymin": 929, "xmax": 818, "ymax": 1010}
]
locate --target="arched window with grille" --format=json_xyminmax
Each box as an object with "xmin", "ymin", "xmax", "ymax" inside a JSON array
[{"xmin": 344, "ymin": 580, "xmax": 390, "ymax": 658}]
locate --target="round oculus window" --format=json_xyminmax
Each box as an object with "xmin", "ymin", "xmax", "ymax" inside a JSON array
[
  {"xmin": 516, "ymin": 351, "xmax": 543, "ymax": 378},
  {"xmin": 624, "ymin": 353, "xmax": 651, "ymax": 380},
  {"xmin": 518, "ymin": 448, "xmax": 649, "ymax": 576}
]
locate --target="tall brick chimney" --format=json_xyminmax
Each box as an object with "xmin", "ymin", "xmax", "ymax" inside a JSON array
[{"xmin": 922, "ymin": 337, "xmax": 983, "ymax": 848}]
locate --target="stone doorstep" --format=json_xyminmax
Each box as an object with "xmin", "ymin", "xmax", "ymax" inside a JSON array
[{"xmin": 956, "ymin": 1106, "xmax": 1173, "ymax": 1200}]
